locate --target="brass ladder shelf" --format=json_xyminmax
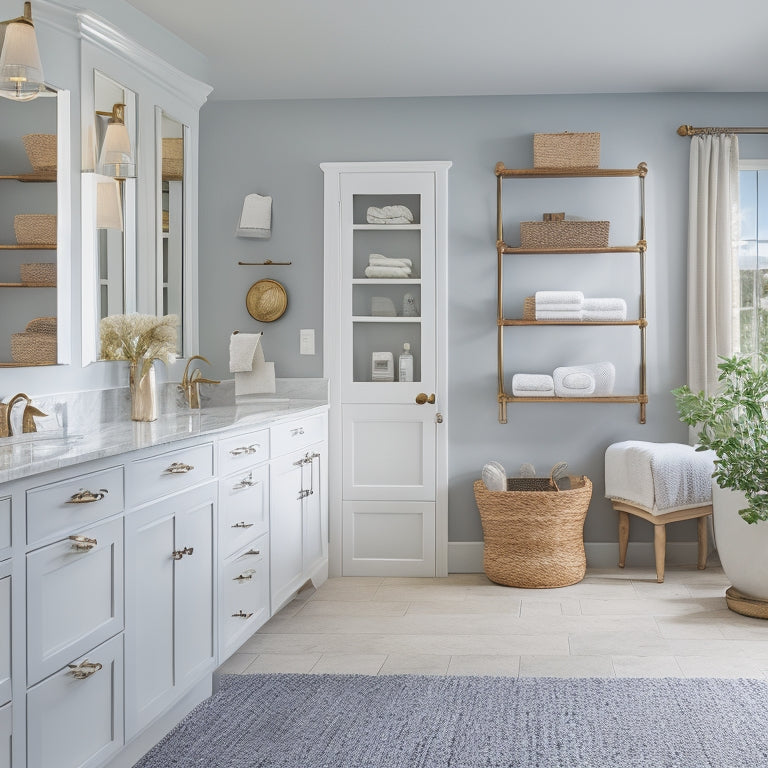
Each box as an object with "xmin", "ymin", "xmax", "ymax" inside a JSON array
[{"xmin": 495, "ymin": 162, "xmax": 648, "ymax": 425}]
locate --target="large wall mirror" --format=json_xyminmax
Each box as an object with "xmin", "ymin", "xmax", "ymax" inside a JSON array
[{"xmin": 0, "ymin": 87, "xmax": 70, "ymax": 367}]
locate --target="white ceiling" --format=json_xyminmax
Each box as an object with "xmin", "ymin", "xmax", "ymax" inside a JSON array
[{"xmin": 123, "ymin": 0, "xmax": 768, "ymax": 101}]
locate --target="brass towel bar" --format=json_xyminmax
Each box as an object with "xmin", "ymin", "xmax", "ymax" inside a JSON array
[{"xmin": 677, "ymin": 125, "xmax": 768, "ymax": 136}]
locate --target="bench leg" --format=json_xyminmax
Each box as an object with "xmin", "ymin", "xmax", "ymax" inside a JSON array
[
  {"xmin": 697, "ymin": 516, "xmax": 708, "ymax": 570},
  {"xmin": 618, "ymin": 509, "xmax": 629, "ymax": 568},
  {"xmin": 653, "ymin": 524, "xmax": 666, "ymax": 583}
]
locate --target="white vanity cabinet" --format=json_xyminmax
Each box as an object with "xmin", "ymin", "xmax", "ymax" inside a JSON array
[
  {"xmin": 269, "ymin": 414, "xmax": 328, "ymax": 611},
  {"xmin": 0, "ymin": 702, "xmax": 10, "ymax": 768},
  {"xmin": 0, "ymin": 560, "xmax": 10, "ymax": 708}
]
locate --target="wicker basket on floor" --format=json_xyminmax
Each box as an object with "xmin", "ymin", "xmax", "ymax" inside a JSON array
[{"xmin": 474, "ymin": 475, "xmax": 592, "ymax": 588}]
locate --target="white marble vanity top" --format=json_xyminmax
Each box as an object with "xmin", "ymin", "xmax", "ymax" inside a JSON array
[{"xmin": 0, "ymin": 378, "xmax": 328, "ymax": 484}]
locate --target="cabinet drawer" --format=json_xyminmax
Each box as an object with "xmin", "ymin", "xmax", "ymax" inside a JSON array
[
  {"xmin": 271, "ymin": 413, "xmax": 326, "ymax": 457},
  {"xmin": 0, "ymin": 703, "xmax": 10, "ymax": 768},
  {"xmin": 126, "ymin": 441, "xmax": 214, "ymax": 508},
  {"xmin": 220, "ymin": 535, "xmax": 270, "ymax": 661},
  {"xmin": 219, "ymin": 464, "xmax": 269, "ymax": 559},
  {"xmin": 0, "ymin": 572, "xmax": 9, "ymax": 707},
  {"xmin": 27, "ymin": 466, "xmax": 124, "ymax": 546},
  {"xmin": 27, "ymin": 633, "xmax": 124, "ymax": 768},
  {"xmin": 218, "ymin": 429, "xmax": 269, "ymax": 475},
  {"xmin": 27, "ymin": 517, "xmax": 124, "ymax": 686},
  {"xmin": 0, "ymin": 498, "xmax": 8, "ymax": 558}
]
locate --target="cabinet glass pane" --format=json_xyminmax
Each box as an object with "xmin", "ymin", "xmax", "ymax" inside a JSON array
[{"xmin": 352, "ymin": 322, "xmax": 421, "ymax": 383}]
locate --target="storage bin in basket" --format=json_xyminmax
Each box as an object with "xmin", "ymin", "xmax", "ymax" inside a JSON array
[
  {"xmin": 474, "ymin": 474, "xmax": 592, "ymax": 588},
  {"xmin": 14, "ymin": 214, "xmax": 56, "ymax": 246},
  {"xmin": 533, "ymin": 132, "xmax": 600, "ymax": 168},
  {"xmin": 20, "ymin": 263, "xmax": 56, "ymax": 286},
  {"xmin": 10, "ymin": 331, "xmax": 57, "ymax": 365},
  {"xmin": 22, "ymin": 134, "xmax": 57, "ymax": 171},
  {"xmin": 520, "ymin": 220, "xmax": 609, "ymax": 249},
  {"xmin": 162, "ymin": 138, "xmax": 183, "ymax": 179}
]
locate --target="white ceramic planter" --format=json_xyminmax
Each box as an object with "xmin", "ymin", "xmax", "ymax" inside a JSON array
[{"xmin": 712, "ymin": 481, "xmax": 768, "ymax": 599}]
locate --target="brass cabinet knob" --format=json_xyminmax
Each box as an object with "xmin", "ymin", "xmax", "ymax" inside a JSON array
[{"xmin": 415, "ymin": 393, "xmax": 436, "ymax": 405}]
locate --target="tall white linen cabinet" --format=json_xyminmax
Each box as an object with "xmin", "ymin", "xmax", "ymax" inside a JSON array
[{"xmin": 322, "ymin": 161, "xmax": 451, "ymax": 577}]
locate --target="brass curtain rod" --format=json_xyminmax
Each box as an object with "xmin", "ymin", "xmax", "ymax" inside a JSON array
[{"xmin": 678, "ymin": 124, "xmax": 768, "ymax": 136}]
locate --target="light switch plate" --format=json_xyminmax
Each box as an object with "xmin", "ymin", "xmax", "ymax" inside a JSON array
[{"xmin": 299, "ymin": 328, "xmax": 315, "ymax": 355}]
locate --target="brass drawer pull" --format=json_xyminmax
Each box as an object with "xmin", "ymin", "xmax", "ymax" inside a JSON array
[
  {"xmin": 172, "ymin": 546, "xmax": 194, "ymax": 560},
  {"xmin": 233, "ymin": 472, "xmax": 255, "ymax": 490},
  {"xmin": 234, "ymin": 569, "xmax": 256, "ymax": 582},
  {"xmin": 67, "ymin": 660, "xmax": 102, "ymax": 679},
  {"xmin": 244, "ymin": 549, "xmax": 260, "ymax": 556},
  {"xmin": 229, "ymin": 444, "xmax": 260, "ymax": 456},
  {"xmin": 66, "ymin": 488, "xmax": 108, "ymax": 504},
  {"xmin": 232, "ymin": 521, "xmax": 254, "ymax": 529},
  {"xmin": 232, "ymin": 611, "xmax": 253, "ymax": 619},
  {"xmin": 69, "ymin": 535, "xmax": 97, "ymax": 551},
  {"xmin": 165, "ymin": 462, "xmax": 194, "ymax": 474}
]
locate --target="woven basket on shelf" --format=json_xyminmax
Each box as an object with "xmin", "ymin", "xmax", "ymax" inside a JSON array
[
  {"xmin": 14, "ymin": 214, "xmax": 56, "ymax": 246},
  {"xmin": 22, "ymin": 133, "xmax": 57, "ymax": 171},
  {"xmin": 523, "ymin": 296, "xmax": 535, "ymax": 320},
  {"xmin": 10, "ymin": 331, "xmax": 57, "ymax": 365},
  {"xmin": 25, "ymin": 316, "xmax": 57, "ymax": 335},
  {"xmin": 162, "ymin": 138, "xmax": 183, "ymax": 180},
  {"xmin": 533, "ymin": 132, "xmax": 600, "ymax": 168},
  {"xmin": 20, "ymin": 263, "xmax": 56, "ymax": 285},
  {"xmin": 474, "ymin": 474, "xmax": 592, "ymax": 588},
  {"xmin": 520, "ymin": 220, "xmax": 609, "ymax": 249}
]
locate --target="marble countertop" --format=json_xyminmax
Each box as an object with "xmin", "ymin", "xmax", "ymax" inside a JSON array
[{"xmin": 0, "ymin": 379, "xmax": 328, "ymax": 485}]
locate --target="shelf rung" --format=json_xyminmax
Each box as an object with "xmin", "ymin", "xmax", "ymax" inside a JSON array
[
  {"xmin": 499, "ymin": 245, "xmax": 643, "ymax": 255},
  {"xmin": 0, "ymin": 244, "xmax": 56, "ymax": 250},
  {"xmin": 500, "ymin": 319, "xmax": 643, "ymax": 326},
  {"xmin": 500, "ymin": 394, "xmax": 647, "ymax": 404},
  {"xmin": 495, "ymin": 164, "xmax": 646, "ymax": 179},
  {"xmin": 0, "ymin": 282, "xmax": 55, "ymax": 288}
]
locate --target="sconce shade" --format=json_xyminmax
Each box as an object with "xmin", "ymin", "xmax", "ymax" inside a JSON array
[
  {"xmin": 96, "ymin": 176, "xmax": 123, "ymax": 230},
  {"xmin": 98, "ymin": 103, "xmax": 135, "ymax": 179},
  {"xmin": 0, "ymin": 2, "xmax": 45, "ymax": 101}
]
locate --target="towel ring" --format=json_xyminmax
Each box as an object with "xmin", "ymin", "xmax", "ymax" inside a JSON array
[{"xmin": 245, "ymin": 279, "xmax": 288, "ymax": 322}]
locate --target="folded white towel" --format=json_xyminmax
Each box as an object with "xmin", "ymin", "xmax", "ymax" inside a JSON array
[
  {"xmin": 535, "ymin": 290, "xmax": 584, "ymax": 306},
  {"xmin": 578, "ymin": 362, "xmax": 615, "ymax": 395},
  {"xmin": 236, "ymin": 193, "xmax": 272, "ymax": 239},
  {"xmin": 535, "ymin": 304, "xmax": 584, "ymax": 313},
  {"xmin": 365, "ymin": 265, "xmax": 411, "ymax": 278},
  {"xmin": 535, "ymin": 309, "xmax": 583, "ymax": 320},
  {"xmin": 229, "ymin": 332, "xmax": 262, "ymax": 373},
  {"xmin": 583, "ymin": 297, "xmax": 627, "ymax": 312},
  {"xmin": 367, "ymin": 205, "xmax": 414, "ymax": 224},
  {"xmin": 553, "ymin": 366, "xmax": 596, "ymax": 396},
  {"xmin": 512, "ymin": 373, "xmax": 554, "ymax": 392},
  {"xmin": 582, "ymin": 310, "xmax": 628, "ymax": 322},
  {"xmin": 369, "ymin": 254, "xmax": 413, "ymax": 268}
]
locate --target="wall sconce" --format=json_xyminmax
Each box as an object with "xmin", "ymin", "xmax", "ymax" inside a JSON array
[
  {"xmin": 0, "ymin": 1, "xmax": 46, "ymax": 101},
  {"xmin": 96, "ymin": 103, "xmax": 135, "ymax": 179},
  {"xmin": 96, "ymin": 175, "xmax": 123, "ymax": 230}
]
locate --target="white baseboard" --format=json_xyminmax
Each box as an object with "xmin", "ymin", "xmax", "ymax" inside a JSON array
[{"xmin": 448, "ymin": 541, "xmax": 717, "ymax": 573}]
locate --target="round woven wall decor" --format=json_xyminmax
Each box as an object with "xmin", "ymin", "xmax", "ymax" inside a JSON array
[{"xmin": 246, "ymin": 279, "xmax": 288, "ymax": 322}]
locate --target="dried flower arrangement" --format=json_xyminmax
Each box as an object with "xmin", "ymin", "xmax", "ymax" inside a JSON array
[{"xmin": 99, "ymin": 313, "xmax": 178, "ymax": 380}]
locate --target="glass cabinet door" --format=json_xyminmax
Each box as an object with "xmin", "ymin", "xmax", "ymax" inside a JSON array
[{"xmin": 340, "ymin": 172, "xmax": 436, "ymax": 404}]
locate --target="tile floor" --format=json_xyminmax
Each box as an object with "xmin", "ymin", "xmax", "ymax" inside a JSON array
[{"xmin": 217, "ymin": 565, "xmax": 768, "ymax": 679}]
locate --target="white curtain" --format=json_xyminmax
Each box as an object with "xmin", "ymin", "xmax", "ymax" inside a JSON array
[{"xmin": 687, "ymin": 133, "xmax": 740, "ymax": 396}]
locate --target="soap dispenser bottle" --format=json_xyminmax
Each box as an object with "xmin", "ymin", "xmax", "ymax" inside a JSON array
[{"xmin": 398, "ymin": 342, "xmax": 413, "ymax": 382}]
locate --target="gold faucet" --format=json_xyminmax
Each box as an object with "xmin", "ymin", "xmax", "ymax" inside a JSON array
[
  {"xmin": 0, "ymin": 393, "xmax": 47, "ymax": 437},
  {"xmin": 180, "ymin": 356, "xmax": 220, "ymax": 409}
]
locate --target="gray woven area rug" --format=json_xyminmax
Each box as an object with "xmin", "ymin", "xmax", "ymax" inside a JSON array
[{"xmin": 134, "ymin": 674, "xmax": 768, "ymax": 767}]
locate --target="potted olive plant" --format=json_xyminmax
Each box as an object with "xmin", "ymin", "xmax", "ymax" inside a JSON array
[{"xmin": 673, "ymin": 354, "xmax": 768, "ymax": 615}]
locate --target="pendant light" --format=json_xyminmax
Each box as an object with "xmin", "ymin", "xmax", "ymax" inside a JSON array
[
  {"xmin": 0, "ymin": 1, "xmax": 46, "ymax": 101},
  {"xmin": 97, "ymin": 102, "xmax": 135, "ymax": 179}
]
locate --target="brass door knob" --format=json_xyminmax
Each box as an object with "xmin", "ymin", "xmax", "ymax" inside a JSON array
[{"xmin": 415, "ymin": 393, "xmax": 436, "ymax": 405}]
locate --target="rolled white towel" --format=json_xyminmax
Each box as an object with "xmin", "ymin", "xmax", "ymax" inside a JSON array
[
  {"xmin": 512, "ymin": 373, "xmax": 555, "ymax": 397},
  {"xmin": 535, "ymin": 309, "xmax": 583, "ymax": 320},
  {"xmin": 535, "ymin": 290, "xmax": 584, "ymax": 306},
  {"xmin": 583, "ymin": 297, "xmax": 627, "ymax": 312},
  {"xmin": 369, "ymin": 253, "xmax": 413, "ymax": 268},
  {"xmin": 365, "ymin": 265, "xmax": 411, "ymax": 279},
  {"xmin": 553, "ymin": 366, "xmax": 596, "ymax": 397},
  {"xmin": 367, "ymin": 205, "xmax": 414, "ymax": 224}
]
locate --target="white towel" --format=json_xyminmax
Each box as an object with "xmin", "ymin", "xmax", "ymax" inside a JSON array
[
  {"xmin": 367, "ymin": 205, "xmax": 413, "ymax": 224},
  {"xmin": 365, "ymin": 265, "xmax": 411, "ymax": 279},
  {"xmin": 535, "ymin": 290, "xmax": 584, "ymax": 306},
  {"xmin": 583, "ymin": 297, "xmax": 626, "ymax": 312},
  {"xmin": 553, "ymin": 366, "xmax": 596, "ymax": 396},
  {"xmin": 605, "ymin": 441, "xmax": 716, "ymax": 514},
  {"xmin": 535, "ymin": 309, "xmax": 583, "ymax": 320},
  {"xmin": 512, "ymin": 373, "xmax": 554, "ymax": 397},
  {"xmin": 535, "ymin": 303, "xmax": 584, "ymax": 312},
  {"xmin": 229, "ymin": 332, "xmax": 262, "ymax": 373},
  {"xmin": 369, "ymin": 254, "xmax": 413, "ymax": 268},
  {"xmin": 581, "ymin": 308, "xmax": 628, "ymax": 321},
  {"xmin": 236, "ymin": 193, "xmax": 272, "ymax": 239},
  {"xmin": 576, "ymin": 362, "xmax": 616, "ymax": 395}
]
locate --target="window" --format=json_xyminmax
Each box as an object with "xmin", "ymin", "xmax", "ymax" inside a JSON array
[{"xmin": 738, "ymin": 162, "xmax": 768, "ymax": 363}]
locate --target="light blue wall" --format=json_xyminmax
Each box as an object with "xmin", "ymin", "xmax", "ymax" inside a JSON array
[{"xmin": 199, "ymin": 92, "xmax": 768, "ymax": 544}]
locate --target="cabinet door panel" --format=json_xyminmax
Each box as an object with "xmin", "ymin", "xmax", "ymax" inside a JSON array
[
  {"xmin": 302, "ymin": 448, "xmax": 326, "ymax": 576},
  {"xmin": 124, "ymin": 504, "xmax": 175, "ymax": 739},
  {"xmin": 219, "ymin": 464, "xmax": 268, "ymax": 559},
  {"xmin": 26, "ymin": 634, "xmax": 123, "ymax": 768},
  {"xmin": 0, "ymin": 573, "xmax": 9, "ymax": 707},
  {"xmin": 26, "ymin": 517, "xmax": 123, "ymax": 685},
  {"xmin": 0, "ymin": 703, "xmax": 10, "ymax": 768},
  {"xmin": 269, "ymin": 453, "xmax": 303, "ymax": 611},
  {"xmin": 174, "ymin": 491, "xmax": 215, "ymax": 691},
  {"xmin": 0, "ymin": 498, "xmax": 9, "ymax": 558}
]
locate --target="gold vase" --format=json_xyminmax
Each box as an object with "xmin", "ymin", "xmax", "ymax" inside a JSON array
[{"xmin": 129, "ymin": 358, "xmax": 158, "ymax": 422}]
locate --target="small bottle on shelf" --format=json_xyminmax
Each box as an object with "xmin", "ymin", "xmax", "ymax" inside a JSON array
[{"xmin": 398, "ymin": 342, "xmax": 413, "ymax": 382}]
